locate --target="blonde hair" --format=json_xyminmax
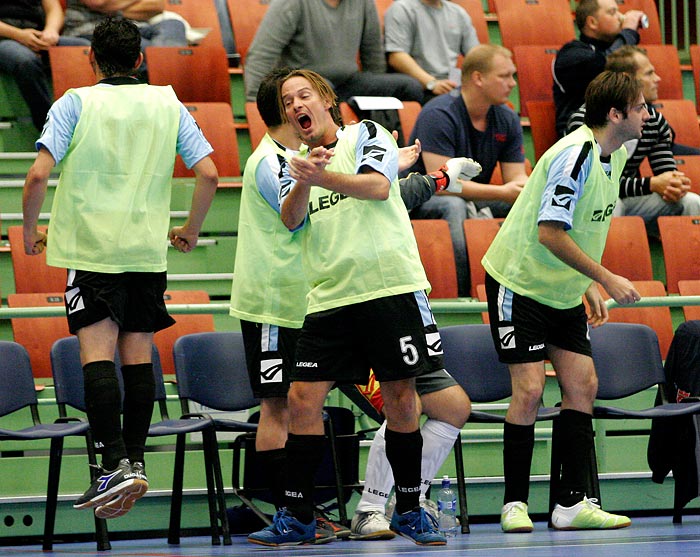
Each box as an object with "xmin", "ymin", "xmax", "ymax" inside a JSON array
[
  {"xmin": 461, "ymin": 44, "xmax": 513, "ymax": 85},
  {"xmin": 278, "ymin": 68, "xmax": 338, "ymax": 123}
]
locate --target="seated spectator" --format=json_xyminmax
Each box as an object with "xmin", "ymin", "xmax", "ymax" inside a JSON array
[
  {"xmin": 406, "ymin": 44, "xmax": 528, "ymax": 297},
  {"xmin": 62, "ymin": 0, "xmax": 187, "ymax": 48},
  {"xmin": 567, "ymin": 45, "xmax": 700, "ymax": 232},
  {"xmin": 384, "ymin": 0, "xmax": 479, "ymax": 103},
  {"xmin": 0, "ymin": 0, "xmax": 89, "ymax": 130},
  {"xmin": 243, "ymin": 0, "xmax": 423, "ymax": 110},
  {"xmin": 553, "ymin": 0, "xmax": 645, "ymax": 137}
]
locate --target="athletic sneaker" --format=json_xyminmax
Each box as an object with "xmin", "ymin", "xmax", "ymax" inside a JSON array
[
  {"xmin": 386, "ymin": 494, "xmax": 438, "ymax": 521},
  {"xmin": 350, "ymin": 510, "xmax": 396, "ymax": 540},
  {"xmin": 94, "ymin": 482, "xmax": 148, "ymax": 519},
  {"xmin": 74, "ymin": 458, "xmax": 145, "ymax": 511},
  {"xmin": 314, "ymin": 518, "xmax": 337, "ymax": 545},
  {"xmin": 551, "ymin": 497, "xmax": 631, "ymax": 530},
  {"xmin": 421, "ymin": 498, "xmax": 439, "ymax": 520},
  {"xmin": 130, "ymin": 461, "xmax": 148, "ymax": 484},
  {"xmin": 316, "ymin": 514, "xmax": 351, "ymax": 539},
  {"xmin": 247, "ymin": 509, "xmax": 317, "ymax": 546},
  {"xmin": 501, "ymin": 501, "xmax": 534, "ymax": 533},
  {"xmin": 390, "ymin": 507, "xmax": 446, "ymax": 546}
]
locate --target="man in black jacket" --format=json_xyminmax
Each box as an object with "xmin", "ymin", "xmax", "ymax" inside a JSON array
[{"xmin": 552, "ymin": 0, "xmax": 645, "ymax": 137}]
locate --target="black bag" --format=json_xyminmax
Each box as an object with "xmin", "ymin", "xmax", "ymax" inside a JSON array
[{"xmin": 647, "ymin": 320, "xmax": 700, "ymax": 517}]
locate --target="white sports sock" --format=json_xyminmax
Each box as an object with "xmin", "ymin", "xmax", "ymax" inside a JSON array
[
  {"xmin": 354, "ymin": 418, "xmax": 461, "ymax": 513},
  {"xmin": 419, "ymin": 419, "xmax": 461, "ymax": 501},
  {"xmin": 355, "ymin": 421, "xmax": 391, "ymax": 513}
]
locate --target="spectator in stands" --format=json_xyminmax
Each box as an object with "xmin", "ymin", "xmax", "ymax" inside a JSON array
[
  {"xmin": 243, "ymin": 0, "xmax": 423, "ymax": 108},
  {"xmin": 230, "ymin": 66, "xmax": 476, "ymax": 541},
  {"xmin": 483, "ymin": 70, "xmax": 645, "ymax": 534},
  {"xmin": 0, "ymin": 0, "xmax": 89, "ymax": 130},
  {"xmin": 553, "ymin": 0, "xmax": 645, "ymax": 137},
  {"xmin": 384, "ymin": 0, "xmax": 479, "ymax": 103},
  {"xmin": 22, "ymin": 17, "xmax": 217, "ymax": 520},
  {"xmin": 62, "ymin": 0, "xmax": 187, "ymax": 48},
  {"xmin": 406, "ymin": 44, "xmax": 528, "ymax": 297},
  {"xmin": 568, "ymin": 46, "xmax": 700, "ymax": 231}
]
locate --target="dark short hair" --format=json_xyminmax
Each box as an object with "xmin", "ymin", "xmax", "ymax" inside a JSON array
[
  {"xmin": 575, "ymin": 0, "xmax": 600, "ymax": 32},
  {"xmin": 91, "ymin": 17, "xmax": 141, "ymax": 77},
  {"xmin": 257, "ymin": 67, "xmax": 293, "ymax": 128},
  {"xmin": 584, "ymin": 71, "xmax": 643, "ymax": 128}
]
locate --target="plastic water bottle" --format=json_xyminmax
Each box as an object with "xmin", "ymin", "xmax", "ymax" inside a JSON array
[{"xmin": 436, "ymin": 475, "xmax": 458, "ymax": 537}]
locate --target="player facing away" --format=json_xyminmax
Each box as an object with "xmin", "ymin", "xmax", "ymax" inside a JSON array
[{"xmin": 22, "ymin": 17, "xmax": 218, "ymax": 519}]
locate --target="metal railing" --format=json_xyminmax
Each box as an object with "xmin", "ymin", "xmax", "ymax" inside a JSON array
[{"xmin": 3, "ymin": 294, "xmax": 700, "ymax": 318}]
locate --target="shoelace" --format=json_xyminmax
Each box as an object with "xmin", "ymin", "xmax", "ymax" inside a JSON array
[
  {"xmin": 406, "ymin": 508, "xmax": 439, "ymax": 533},
  {"xmin": 272, "ymin": 509, "xmax": 306, "ymax": 534},
  {"xmin": 581, "ymin": 497, "xmax": 601, "ymax": 509},
  {"xmin": 504, "ymin": 502, "xmax": 525, "ymax": 518}
]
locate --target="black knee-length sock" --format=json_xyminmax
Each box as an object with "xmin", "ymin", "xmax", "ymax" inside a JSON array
[
  {"xmin": 121, "ymin": 363, "xmax": 155, "ymax": 465},
  {"xmin": 384, "ymin": 428, "xmax": 423, "ymax": 515},
  {"xmin": 83, "ymin": 360, "xmax": 126, "ymax": 470},
  {"xmin": 557, "ymin": 409, "xmax": 594, "ymax": 507},
  {"xmin": 503, "ymin": 421, "xmax": 535, "ymax": 505},
  {"xmin": 284, "ymin": 433, "xmax": 326, "ymax": 524}
]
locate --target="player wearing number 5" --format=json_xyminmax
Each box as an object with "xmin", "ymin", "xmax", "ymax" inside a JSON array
[{"xmin": 247, "ymin": 68, "xmax": 450, "ymax": 547}]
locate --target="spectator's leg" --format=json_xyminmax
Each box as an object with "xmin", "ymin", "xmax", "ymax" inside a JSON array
[
  {"xmin": 0, "ymin": 39, "xmax": 52, "ymax": 130},
  {"xmin": 412, "ymin": 196, "xmax": 471, "ymax": 297}
]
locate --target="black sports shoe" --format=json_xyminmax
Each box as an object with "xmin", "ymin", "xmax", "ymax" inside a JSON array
[
  {"xmin": 130, "ymin": 461, "xmax": 148, "ymax": 484},
  {"xmin": 74, "ymin": 458, "xmax": 146, "ymax": 512},
  {"xmin": 316, "ymin": 514, "xmax": 351, "ymax": 539},
  {"xmin": 93, "ymin": 460, "xmax": 149, "ymax": 519}
]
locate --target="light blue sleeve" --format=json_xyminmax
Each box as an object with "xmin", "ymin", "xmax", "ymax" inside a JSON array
[
  {"xmin": 255, "ymin": 153, "xmax": 285, "ymax": 214},
  {"xmin": 537, "ymin": 146, "xmax": 591, "ymax": 231},
  {"xmin": 355, "ymin": 121, "xmax": 398, "ymax": 183},
  {"xmin": 278, "ymin": 155, "xmax": 307, "ymax": 232},
  {"xmin": 176, "ymin": 104, "xmax": 214, "ymax": 169},
  {"xmin": 35, "ymin": 93, "xmax": 82, "ymax": 163}
]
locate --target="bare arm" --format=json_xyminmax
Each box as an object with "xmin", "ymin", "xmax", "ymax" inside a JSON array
[
  {"xmin": 122, "ymin": 0, "xmax": 165, "ymax": 21},
  {"xmin": 169, "ymin": 156, "xmax": 218, "ymax": 252},
  {"xmin": 0, "ymin": 20, "xmax": 47, "ymax": 51},
  {"xmin": 538, "ymin": 221, "xmax": 640, "ymax": 305},
  {"xmin": 79, "ymin": 0, "xmax": 142, "ymax": 13},
  {"xmin": 422, "ymin": 151, "xmax": 521, "ymax": 203},
  {"xmin": 22, "ymin": 148, "xmax": 56, "ymax": 254},
  {"xmin": 387, "ymin": 52, "xmax": 457, "ymax": 95},
  {"xmin": 584, "ymin": 282, "xmax": 608, "ymax": 328},
  {"xmin": 280, "ymin": 179, "xmax": 312, "ymax": 231},
  {"xmin": 41, "ymin": 0, "xmax": 64, "ymax": 44}
]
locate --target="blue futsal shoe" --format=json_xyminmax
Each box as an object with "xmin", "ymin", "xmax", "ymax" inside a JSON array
[
  {"xmin": 247, "ymin": 508, "xmax": 317, "ymax": 546},
  {"xmin": 390, "ymin": 506, "xmax": 447, "ymax": 545}
]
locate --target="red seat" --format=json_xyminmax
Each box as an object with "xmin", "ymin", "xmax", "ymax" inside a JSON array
[
  {"xmin": 412, "ymin": 220, "xmax": 459, "ymax": 298},
  {"xmin": 174, "ymin": 102, "xmax": 241, "ymax": 178}
]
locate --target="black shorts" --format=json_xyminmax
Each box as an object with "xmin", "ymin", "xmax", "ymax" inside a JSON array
[
  {"xmin": 485, "ymin": 273, "xmax": 592, "ymax": 364},
  {"xmin": 64, "ymin": 269, "xmax": 175, "ymax": 335},
  {"xmin": 240, "ymin": 320, "xmax": 300, "ymax": 399},
  {"xmin": 292, "ymin": 291, "xmax": 444, "ymax": 384}
]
